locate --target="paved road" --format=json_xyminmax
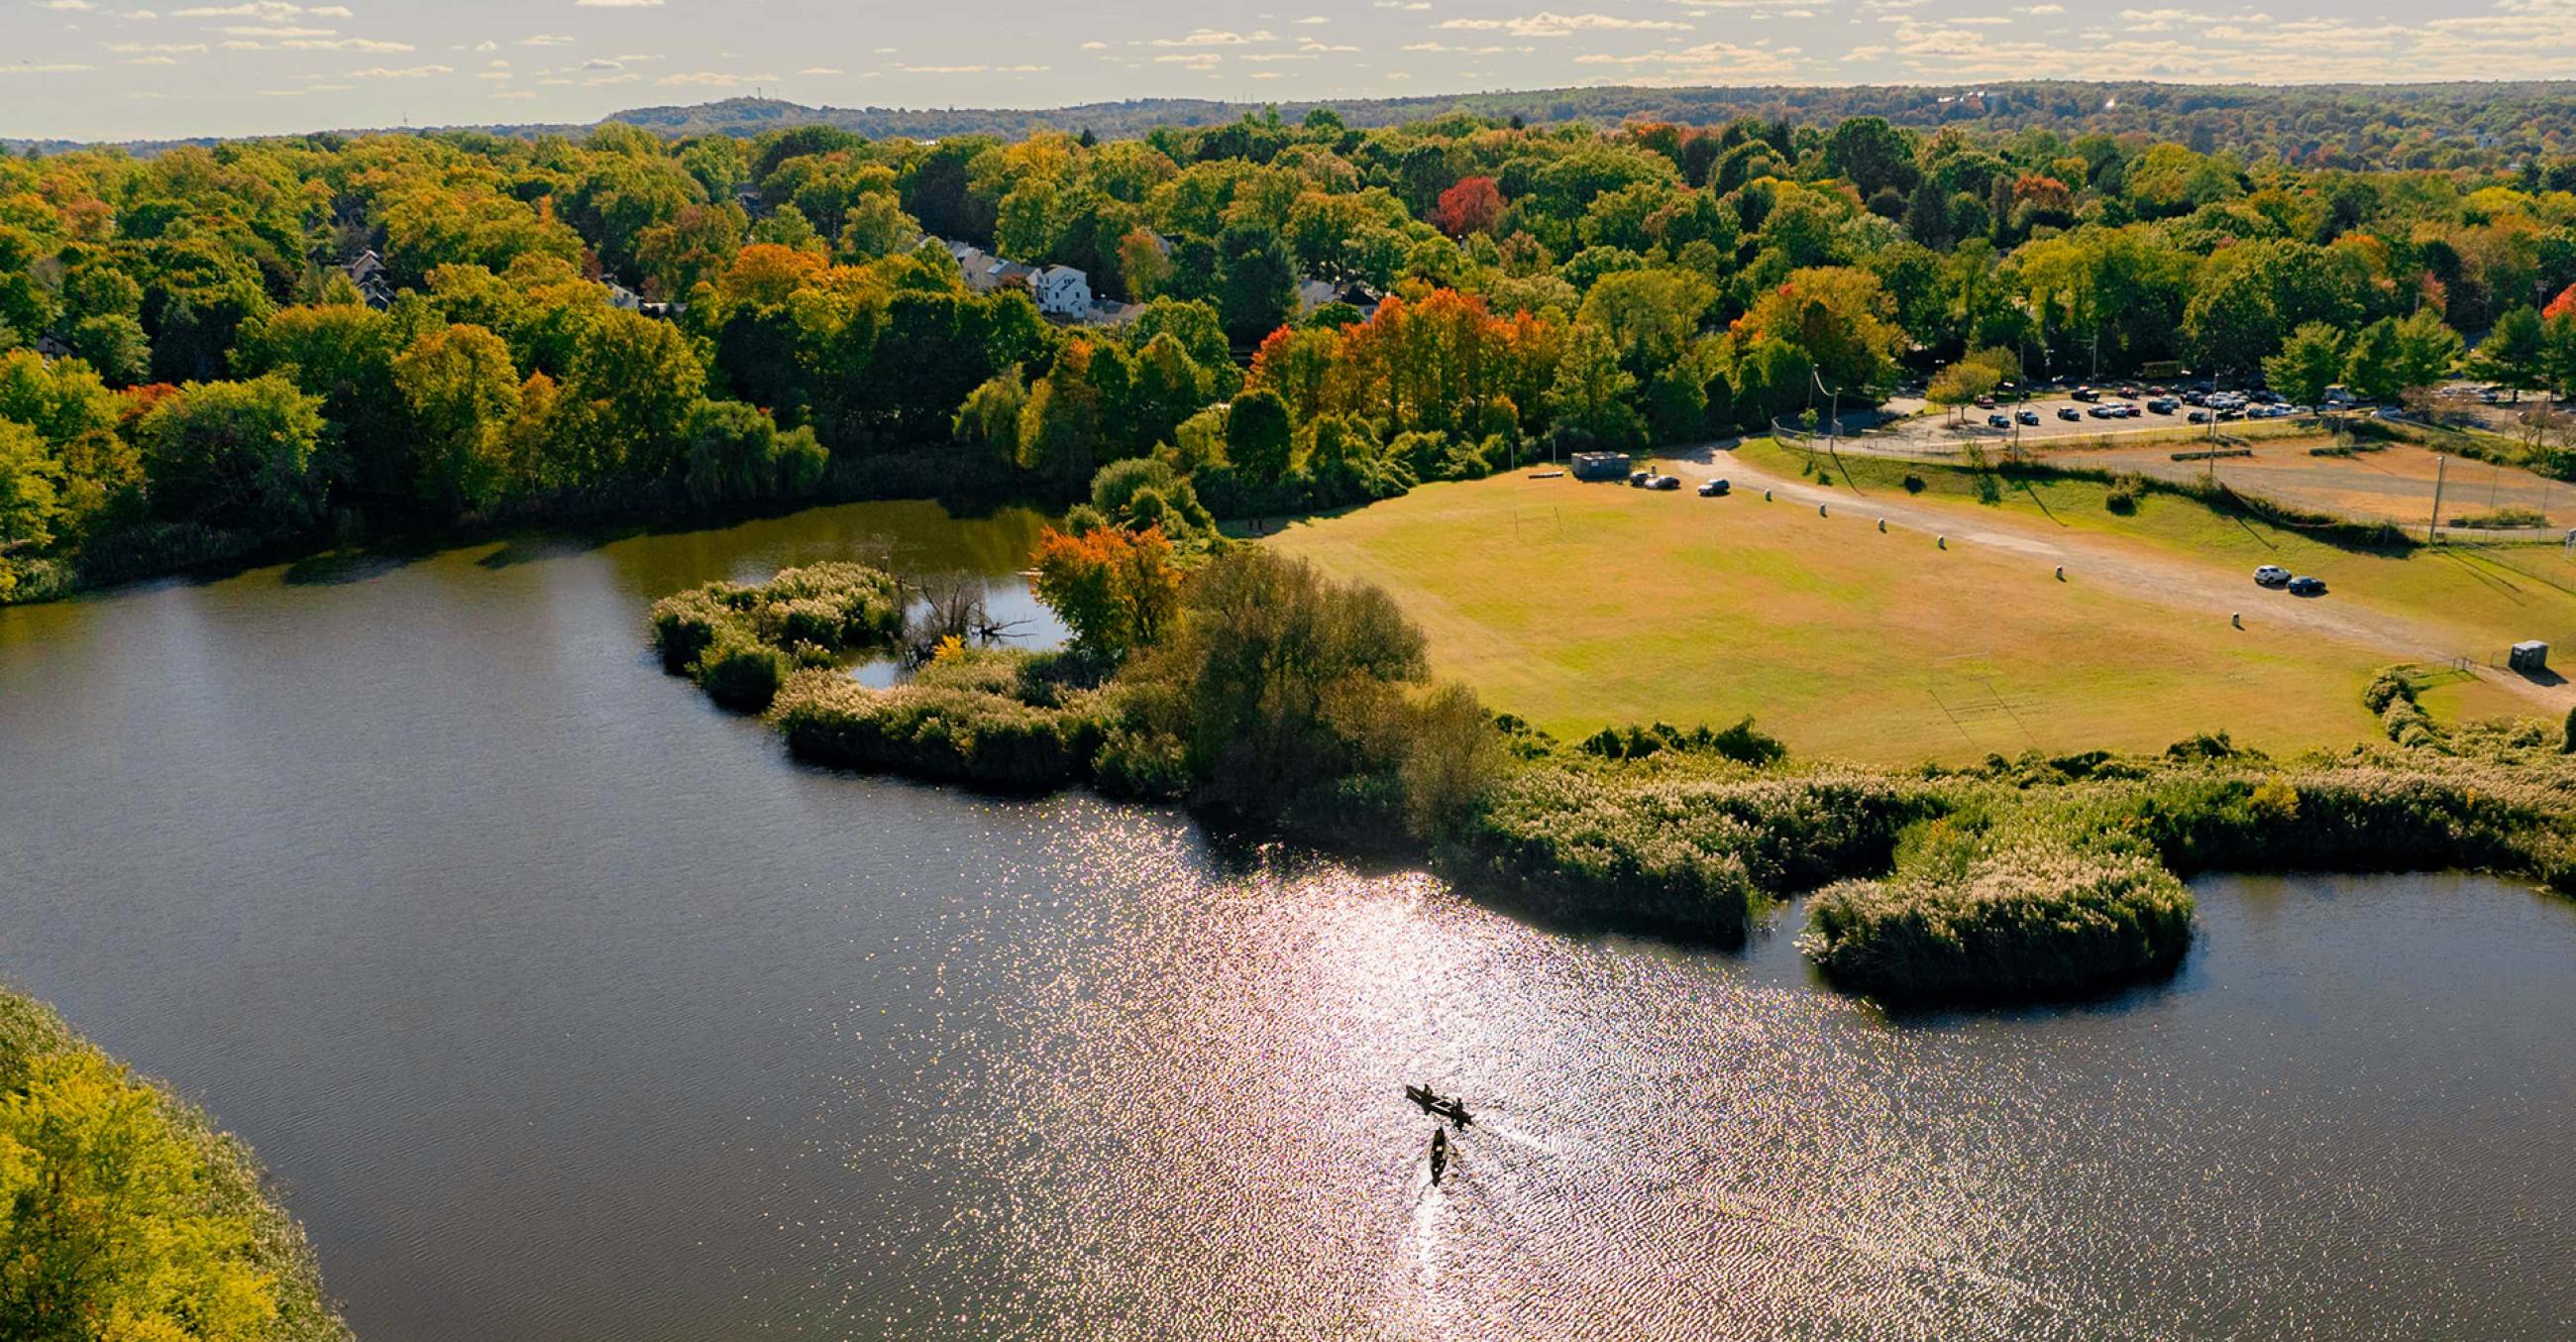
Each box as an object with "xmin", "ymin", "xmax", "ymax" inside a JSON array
[{"xmin": 1667, "ymin": 442, "xmax": 2576, "ymax": 717}]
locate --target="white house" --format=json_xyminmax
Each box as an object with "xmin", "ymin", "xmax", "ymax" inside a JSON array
[{"xmin": 1031, "ymin": 265, "xmax": 1092, "ymax": 318}]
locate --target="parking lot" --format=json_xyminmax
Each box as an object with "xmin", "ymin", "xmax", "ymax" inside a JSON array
[{"xmin": 1859, "ymin": 384, "xmax": 2325, "ymax": 454}]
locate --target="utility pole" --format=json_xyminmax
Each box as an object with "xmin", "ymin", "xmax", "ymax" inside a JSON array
[{"xmin": 2428, "ymin": 453, "xmax": 2447, "ymax": 544}]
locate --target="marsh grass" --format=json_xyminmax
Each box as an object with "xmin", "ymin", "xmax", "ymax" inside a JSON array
[{"xmin": 648, "ymin": 561, "xmax": 906, "ymax": 712}]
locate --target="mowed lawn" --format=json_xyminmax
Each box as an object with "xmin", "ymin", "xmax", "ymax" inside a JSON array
[{"xmin": 1265, "ymin": 452, "xmax": 2574, "ymax": 764}]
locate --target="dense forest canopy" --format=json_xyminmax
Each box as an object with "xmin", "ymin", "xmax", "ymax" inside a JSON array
[
  {"xmin": 17, "ymin": 82, "xmax": 2576, "ymax": 174},
  {"xmin": 7, "ymin": 94, "xmax": 2576, "ymax": 601}
]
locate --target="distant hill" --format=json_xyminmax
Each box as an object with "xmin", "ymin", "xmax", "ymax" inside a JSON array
[{"xmin": 14, "ymin": 81, "xmax": 2576, "ymax": 164}]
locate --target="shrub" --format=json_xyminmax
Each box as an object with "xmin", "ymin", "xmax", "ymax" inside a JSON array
[
  {"xmin": 649, "ymin": 561, "xmax": 906, "ymax": 709},
  {"xmin": 1801, "ymin": 839, "xmax": 2195, "ymax": 1004},
  {"xmin": 771, "ymin": 663, "xmax": 1107, "ymax": 792},
  {"xmin": 1901, "ymin": 473, "xmax": 1926, "ymax": 494},
  {"xmin": 694, "ymin": 626, "xmax": 792, "ymax": 712}
]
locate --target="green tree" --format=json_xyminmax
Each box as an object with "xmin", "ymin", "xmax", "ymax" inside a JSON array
[
  {"xmin": 1216, "ymin": 222, "xmax": 1297, "ymax": 346},
  {"xmin": 2263, "ymin": 322, "xmax": 2347, "ymax": 407},
  {"xmin": 66, "ymin": 314, "xmax": 152, "ymax": 388},
  {"xmin": 1576, "ymin": 269, "xmax": 1717, "ymax": 374},
  {"xmin": 1925, "ymin": 360, "xmax": 2001, "ymax": 422},
  {"xmin": 1549, "ymin": 321, "xmax": 1644, "ymax": 448},
  {"xmin": 1225, "ymin": 387, "xmax": 1294, "ymax": 485},
  {"xmin": 682, "ymin": 398, "xmax": 824, "ymax": 503},
  {"xmin": 135, "ymin": 374, "xmax": 327, "ymax": 532},
  {"xmin": 2472, "ymin": 305, "xmax": 2548, "ymax": 401},
  {"xmin": 952, "ymin": 368, "xmax": 1028, "ymax": 467},
  {"xmin": 2392, "ymin": 308, "xmax": 2464, "ymax": 393},
  {"xmin": 2343, "ymin": 319, "xmax": 2406, "ymax": 404},
  {"xmin": 0, "ymin": 1049, "xmax": 279, "ymax": 1341},
  {"xmin": 1821, "ymin": 116, "xmax": 1920, "ymax": 200},
  {"xmin": 0, "ymin": 419, "xmax": 62, "ymax": 600},
  {"xmin": 394, "ymin": 323, "xmax": 522, "ymax": 513}
]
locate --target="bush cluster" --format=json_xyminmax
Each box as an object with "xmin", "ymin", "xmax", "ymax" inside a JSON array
[
  {"xmin": 648, "ymin": 560, "xmax": 906, "ymax": 711},
  {"xmin": 772, "ymin": 655, "xmax": 1114, "ymax": 793},
  {"xmin": 1802, "ymin": 837, "xmax": 2195, "ymax": 1004}
]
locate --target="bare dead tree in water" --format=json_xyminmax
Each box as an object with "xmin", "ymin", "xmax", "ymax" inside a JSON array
[{"xmin": 900, "ymin": 575, "xmax": 1029, "ymax": 665}]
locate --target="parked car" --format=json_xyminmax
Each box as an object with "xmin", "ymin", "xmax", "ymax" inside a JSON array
[
  {"xmin": 1987, "ymin": 412, "xmax": 2011, "ymax": 428},
  {"xmin": 1698, "ymin": 478, "xmax": 1731, "ymax": 497},
  {"xmin": 2253, "ymin": 565, "xmax": 2293, "ymax": 588},
  {"xmin": 2188, "ymin": 410, "xmax": 2211, "ymax": 424},
  {"xmin": 2016, "ymin": 408, "xmax": 2041, "ymax": 425},
  {"xmin": 2148, "ymin": 397, "xmax": 2180, "ymax": 414},
  {"xmin": 2288, "ymin": 576, "xmax": 2327, "ymax": 597},
  {"xmin": 2072, "ymin": 386, "xmax": 2101, "ymax": 402},
  {"xmin": 1630, "ymin": 470, "xmax": 1652, "ymax": 488},
  {"xmin": 1649, "ymin": 474, "xmax": 1681, "ymax": 491},
  {"xmin": 2057, "ymin": 406, "xmax": 2084, "ymax": 421},
  {"xmin": 2088, "ymin": 404, "xmax": 2119, "ymax": 418},
  {"xmin": 1974, "ymin": 395, "xmax": 1997, "ymax": 409}
]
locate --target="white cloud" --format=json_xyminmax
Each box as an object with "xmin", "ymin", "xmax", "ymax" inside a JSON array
[
  {"xmin": 1575, "ymin": 37, "xmax": 1801, "ymax": 75},
  {"xmin": 575, "ymin": 0, "xmax": 664, "ymax": 6},
  {"xmin": 519, "ymin": 33, "xmax": 573, "ymax": 45},
  {"xmin": 38, "ymin": 0, "xmax": 96, "ymax": 12},
  {"xmin": 796, "ymin": 65, "xmax": 841, "ymax": 74},
  {"xmin": 347, "ymin": 62, "xmax": 451, "ymax": 76},
  {"xmin": 0, "ymin": 60, "xmax": 97, "ymax": 72},
  {"xmin": 1438, "ymin": 11, "xmax": 1691, "ymax": 36},
  {"xmin": 1149, "ymin": 28, "xmax": 1276, "ymax": 46},
  {"xmin": 656, "ymin": 69, "xmax": 781, "ymax": 85},
  {"xmin": 220, "ymin": 34, "xmax": 410, "ymax": 49},
  {"xmin": 172, "ymin": 0, "xmax": 323, "ymax": 16}
]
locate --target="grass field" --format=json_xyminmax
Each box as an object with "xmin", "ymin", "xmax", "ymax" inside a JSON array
[
  {"xmin": 1263, "ymin": 443, "xmax": 2576, "ymax": 765},
  {"xmin": 2055, "ymin": 435, "xmax": 2571, "ymax": 530}
]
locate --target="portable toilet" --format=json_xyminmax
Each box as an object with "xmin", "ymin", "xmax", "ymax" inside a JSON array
[{"xmin": 2509, "ymin": 640, "xmax": 2549, "ymax": 674}]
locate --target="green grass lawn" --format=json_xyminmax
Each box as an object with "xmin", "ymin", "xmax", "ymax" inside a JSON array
[{"xmin": 1265, "ymin": 445, "xmax": 2575, "ymax": 765}]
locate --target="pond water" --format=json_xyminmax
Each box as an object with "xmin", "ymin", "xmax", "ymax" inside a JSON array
[{"xmin": 2, "ymin": 502, "xmax": 2571, "ymax": 1340}]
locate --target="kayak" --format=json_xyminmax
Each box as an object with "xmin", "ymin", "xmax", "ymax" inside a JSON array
[{"xmin": 1404, "ymin": 1083, "xmax": 1473, "ymax": 1127}]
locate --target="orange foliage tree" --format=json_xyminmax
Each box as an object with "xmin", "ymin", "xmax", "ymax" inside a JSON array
[
  {"xmin": 1246, "ymin": 289, "xmax": 1559, "ymax": 439},
  {"xmin": 1030, "ymin": 524, "xmax": 1183, "ymax": 659}
]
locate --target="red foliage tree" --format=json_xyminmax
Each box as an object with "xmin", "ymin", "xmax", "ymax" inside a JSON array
[
  {"xmin": 1429, "ymin": 176, "xmax": 1505, "ymax": 238},
  {"xmin": 2545, "ymin": 282, "xmax": 2576, "ymax": 324}
]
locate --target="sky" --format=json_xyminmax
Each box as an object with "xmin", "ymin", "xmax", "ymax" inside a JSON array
[{"xmin": 4, "ymin": 0, "xmax": 2574, "ymax": 142}]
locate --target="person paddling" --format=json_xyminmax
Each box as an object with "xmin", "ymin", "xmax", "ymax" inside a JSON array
[{"xmin": 1429, "ymin": 1127, "xmax": 1450, "ymax": 1185}]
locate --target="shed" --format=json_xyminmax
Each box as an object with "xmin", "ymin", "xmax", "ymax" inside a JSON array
[
  {"xmin": 2508, "ymin": 640, "xmax": 2549, "ymax": 674},
  {"xmin": 1569, "ymin": 451, "xmax": 1632, "ymax": 482}
]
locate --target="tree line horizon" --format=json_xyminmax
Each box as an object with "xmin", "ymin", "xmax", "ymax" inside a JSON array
[{"xmin": 8, "ymin": 96, "xmax": 2576, "ymax": 599}]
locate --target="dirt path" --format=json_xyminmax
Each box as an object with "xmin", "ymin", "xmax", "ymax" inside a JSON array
[{"xmin": 1679, "ymin": 444, "xmax": 2576, "ymax": 717}]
